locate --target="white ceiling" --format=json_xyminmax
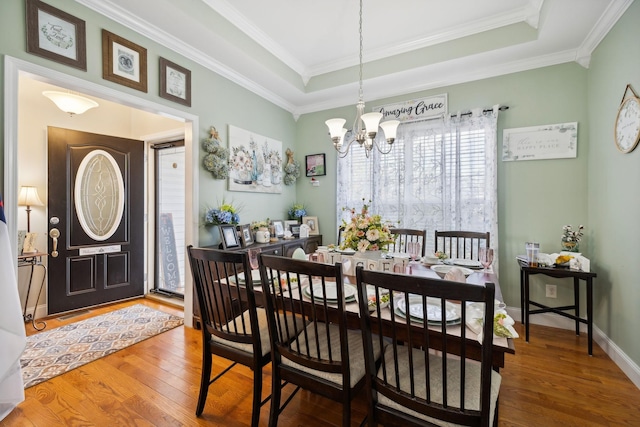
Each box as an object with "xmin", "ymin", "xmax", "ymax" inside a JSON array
[{"xmin": 77, "ymin": 0, "xmax": 632, "ymax": 117}]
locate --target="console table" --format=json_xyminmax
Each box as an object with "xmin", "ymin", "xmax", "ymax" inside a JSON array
[
  {"xmin": 18, "ymin": 252, "xmax": 48, "ymax": 331},
  {"xmin": 518, "ymin": 260, "xmax": 597, "ymax": 355},
  {"xmin": 192, "ymin": 235, "xmax": 323, "ymax": 328}
]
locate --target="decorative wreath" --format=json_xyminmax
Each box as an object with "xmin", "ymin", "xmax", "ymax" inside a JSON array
[
  {"xmin": 202, "ymin": 126, "xmax": 229, "ymax": 180},
  {"xmin": 283, "ymin": 148, "xmax": 301, "ymax": 185}
]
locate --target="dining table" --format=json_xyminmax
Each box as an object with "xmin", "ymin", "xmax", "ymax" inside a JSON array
[{"xmin": 239, "ymin": 253, "xmax": 515, "ymax": 370}]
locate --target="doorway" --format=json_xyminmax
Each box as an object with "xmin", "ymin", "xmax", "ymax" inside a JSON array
[
  {"xmin": 5, "ymin": 56, "xmax": 199, "ymax": 327},
  {"xmin": 151, "ymin": 140, "xmax": 186, "ymax": 298}
]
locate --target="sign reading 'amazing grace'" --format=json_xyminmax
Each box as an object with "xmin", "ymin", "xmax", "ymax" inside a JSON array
[{"xmin": 373, "ymin": 94, "xmax": 448, "ymax": 123}]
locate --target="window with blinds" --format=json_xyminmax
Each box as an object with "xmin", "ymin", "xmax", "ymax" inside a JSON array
[{"xmin": 336, "ymin": 118, "xmax": 492, "ymax": 252}]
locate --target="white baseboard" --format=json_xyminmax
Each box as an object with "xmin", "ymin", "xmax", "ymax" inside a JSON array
[{"xmin": 507, "ymin": 307, "xmax": 640, "ymax": 390}]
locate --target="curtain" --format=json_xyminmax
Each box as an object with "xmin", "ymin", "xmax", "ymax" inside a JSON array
[{"xmin": 337, "ymin": 106, "xmax": 499, "ymax": 271}]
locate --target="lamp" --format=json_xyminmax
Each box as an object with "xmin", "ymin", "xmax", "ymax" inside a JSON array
[
  {"xmin": 325, "ymin": 0, "xmax": 399, "ymax": 158},
  {"xmin": 42, "ymin": 91, "xmax": 99, "ymax": 116},
  {"xmin": 18, "ymin": 186, "xmax": 44, "ymax": 232}
]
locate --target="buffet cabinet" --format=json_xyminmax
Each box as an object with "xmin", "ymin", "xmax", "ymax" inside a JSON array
[{"xmin": 193, "ymin": 235, "xmax": 322, "ymax": 329}]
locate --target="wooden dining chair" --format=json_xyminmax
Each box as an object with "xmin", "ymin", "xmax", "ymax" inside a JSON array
[
  {"xmin": 187, "ymin": 246, "xmax": 271, "ymax": 427},
  {"xmin": 258, "ymin": 254, "xmax": 380, "ymax": 427},
  {"xmin": 434, "ymin": 230, "xmax": 490, "ymax": 261},
  {"xmin": 355, "ymin": 266, "xmax": 501, "ymax": 427},
  {"xmin": 389, "ymin": 228, "xmax": 427, "ymax": 257}
]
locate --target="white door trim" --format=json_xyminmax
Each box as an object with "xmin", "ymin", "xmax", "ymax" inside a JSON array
[{"xmin": 3, "ymin": 55, "xmax": 199, "ymax": 327}]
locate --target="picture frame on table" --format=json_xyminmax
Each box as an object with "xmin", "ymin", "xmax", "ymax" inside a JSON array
[
  {"xmin": 305, "ymin": 153, "xmax": 326, "ymax": 177},
  {"xmin": 219, "ymin": 224, "xmax": 241, "ymax": 249},
  {"xmin": 238, "ymin": 224, "xmax": 253, "ymax": 247},
  {"xmin": 159, "ymin": 57, "xmax": 191, "ymax": 106},
  {"xmin": 26, "ymin": 0, "xmax": 87, "ymax": 70},
  {"xmin": 290, "ymin": 225, "xmax": 301, "ymax": 236},
  {"xmin": 102, "ymin": 29, "xmax": 148, "ymax": 92},
  {"xmin": 272, "ymin": 220, "xmax": 285, "ymax": 238},
  {"xmin": 302, "ymin": 216, "xmax": 320, "ymax": 235},
  {"xmin": 284, "ymin": 219, "xmax": 299, "ymax": 231}
]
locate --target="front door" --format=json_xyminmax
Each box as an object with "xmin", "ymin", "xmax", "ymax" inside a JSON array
[{"xmin": 47, "ymin": 127, "xmax": 144, "ymax": 314}]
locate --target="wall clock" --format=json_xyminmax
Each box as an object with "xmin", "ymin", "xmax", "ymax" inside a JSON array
[{"xmin": 614, "ymin": 85, "xmax": 640, "ymax": 153}]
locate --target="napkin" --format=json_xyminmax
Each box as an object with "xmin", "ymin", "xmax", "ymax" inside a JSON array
[
  {"xmin": 443, "ymin": 266, "xmax": 466, "ymax": 282},
  {"xmin": 465, "ymin": 304, "xmax": 519, "ymax": 343}
]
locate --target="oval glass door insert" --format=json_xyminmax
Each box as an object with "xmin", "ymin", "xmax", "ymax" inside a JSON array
[{"xmin": 74, "ymin": 149, "xmax": 125, "ymax": 241}]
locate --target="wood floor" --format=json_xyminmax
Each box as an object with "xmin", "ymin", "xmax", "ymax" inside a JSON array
[{"xmin": 4, "ymin": 298, "xmax": 640, "ymax": 426}]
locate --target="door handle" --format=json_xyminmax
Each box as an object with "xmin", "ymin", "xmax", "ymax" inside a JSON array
[{"xmin": 49, "ymin": 228, "xmax": 60, "ymax": 258}]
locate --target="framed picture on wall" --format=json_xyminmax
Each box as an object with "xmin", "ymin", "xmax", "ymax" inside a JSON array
[
  {"xmin": 102, "ymin": 29, "xmax": 148, "ymax": 92},
  {"xmin": 26, "ymin": 0, "xmax": 87, "ymax": 70},
  {"xmin": 159, "ymin": 57, "xmax": 191, "ymax": 107},
  {"xmin": 219, "ymin": 224, "xmax": 241, "ymax": 249},
  {"xmin": 305, "ymin": 153, "xmax": 326, "ymax": 177}
]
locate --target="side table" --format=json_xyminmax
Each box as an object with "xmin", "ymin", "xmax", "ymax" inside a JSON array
[
  {"xmin": 18, "ymin": 252, "xmax": 48, "ymax": 331},
  {"xmin": 518, "ymin": 260, "xmax": 596, "ymax": 355}
]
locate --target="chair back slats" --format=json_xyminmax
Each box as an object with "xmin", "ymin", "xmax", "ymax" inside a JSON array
[
  {"xmin": 389, "ymin": 228, "xmax": 427, "ymax": 257},
  {"xmin": 434, "ymin": 230, "xmax": 490, "ymax": 261},
  {"xmin": 259, "ymin": 255, "xmax": 347, "ymax": 374},
  {"xmin": 356, "ymin": 266, "xmax": 498, "ymax": 426},
  {"xmin": 188, "ymin": 247, "xmax": 256, "ymax": 346}
]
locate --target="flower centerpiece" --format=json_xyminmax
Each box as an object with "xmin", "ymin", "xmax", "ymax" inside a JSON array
[
  {"xmin": 339, "ymin": 200, "xmax": 394, "ymax": 253},
  {"xmin": 251, "ymin": 219, "xmax": 270, "ymax": 231},
  {"xmin": 561, "ymin": 224, "xmax": 584, "ymax": 252},
  {"xmin": 204, "ymin": 201, "xmax": 240, "ymax": 226},
  {"xmin": 287, "ymin": 203, "xmax": 307, "ymax": 221}
]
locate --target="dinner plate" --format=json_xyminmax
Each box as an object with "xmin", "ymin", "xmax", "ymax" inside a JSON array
[
  {"xmin": 303, "ymin": 283, "xmax": 357, "ymax": 302},
  {"xmin": 448, "ymin": 258, "xmax": 483, "ymax": 269},
  {"xmin": 430, "ymin": 265, "xmax": 474, "ymax": 278},
  {"xmin": 338, "ymin": 249, "xmax": 356, "ymax": 255},
  {"xmin": 395, "ymin": 296, "xmax": 461, "ymax": 324},
  {"xmin": 230, "ymin": 269, "xmax": 262, "ymax": 284}
]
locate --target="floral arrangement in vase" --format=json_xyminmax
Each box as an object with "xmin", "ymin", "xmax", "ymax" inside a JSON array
[
  {"xmin": 204, "ymin": 201, "xmax": 240, "ymax": 225},
  {"xmin": 339, "ymin": 200, "xmax": 394, "ymax": 252},
  {"xmin": 251, "ymin": 219, "xmax": 270, "ymax": 231},
  {"xmin": 561, "ymin": 224, "xmax": 584, "ymax": 252},
  {"xmin": 287, "ymin": 202, "xmax": 307, "ymax": 221}
]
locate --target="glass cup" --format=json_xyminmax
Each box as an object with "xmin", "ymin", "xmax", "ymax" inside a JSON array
[
  {"xmin": 525, "ymin": 242, "xmax": 539, "ymax": 267},
  {"xmin": 407, "ymin": 242, "xmax": 421, "ymax": 261},
  {"xmin": 479, "ymin": 247, "xmax": 494, "ymax": 271}
]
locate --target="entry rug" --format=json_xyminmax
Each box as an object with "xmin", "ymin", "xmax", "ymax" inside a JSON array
[{"xmin": 21, "ymin": 304, "xmax": 183, "ymax": 388}]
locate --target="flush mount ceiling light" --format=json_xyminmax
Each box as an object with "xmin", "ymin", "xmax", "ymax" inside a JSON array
[
  {"xmin": 325, "ymin": 0, "xmax": 399, "ymax": 158},
  {"xmin": 42, "ymin": 91, "xmax": 99, "ymax": 116}
]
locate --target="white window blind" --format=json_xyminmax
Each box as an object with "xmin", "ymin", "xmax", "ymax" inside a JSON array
[{"xmin": 337, "ymin": 109, "xmax": 499, "ymax": 260}]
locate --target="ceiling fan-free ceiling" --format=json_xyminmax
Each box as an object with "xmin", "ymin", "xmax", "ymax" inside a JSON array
[{"xmin": 325, "ymin": 0, "xmax": 399, "ymax": 158}]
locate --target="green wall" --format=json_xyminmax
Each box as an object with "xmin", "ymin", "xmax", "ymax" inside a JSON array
[
  {"xmin": 296, "ymin": 62, "xmax": 590, "ymax": 313},
  {"xmin": 587, "ymin": 0, "xmax": 640, "ymax": 366},
  {"xmin": 0, "ymin": 0, "xmax": 300, "ymax": 249}
]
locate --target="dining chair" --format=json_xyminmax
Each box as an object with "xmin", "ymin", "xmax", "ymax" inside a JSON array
[
  {"xmin": 434, "ymin": 230, "xmax": 490, "ymax": 261},
  {"xmin": 389, "ymin": 228, "xmax": 427, "ymax": 257},
  {"xmin": 187, "ymin": 246, "xmax": 271, "ymax": 427},
  {"xmin": 355, "ymin": 266, "xmax": 501, "ymax": 427},
  {"xmin": 258, "ymin": 254, "xmax": 380, "ymax": 427}
]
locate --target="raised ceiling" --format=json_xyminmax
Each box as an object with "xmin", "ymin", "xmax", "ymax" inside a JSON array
[{"xmin": 78, "ymin": 0, "xmax": 632, "ymax": 117}]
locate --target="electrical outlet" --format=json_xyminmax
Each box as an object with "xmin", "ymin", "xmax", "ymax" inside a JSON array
[{"xmin": 546, "ymin": 284, "xmax": 557, "ymax": 298}]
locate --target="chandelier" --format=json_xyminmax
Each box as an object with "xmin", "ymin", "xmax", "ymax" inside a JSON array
[{"xmin": 325, "ymin": 0, "xmax": 399, "ymax": 158}]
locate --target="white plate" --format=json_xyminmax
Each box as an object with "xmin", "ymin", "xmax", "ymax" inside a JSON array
[
  {"xmin": 304, "ymin": 283, "xmax": 357, "ymax": 302},
  {"xmin": 449, "ymin": 258, "xmax": 483, "ymax": 269},
  {"xmin": 233, "ymin": 269, "xmax": 262, "ymax": 284},
  {"xmin": 338, "ymin": 249, "xmax": 356, "ymax": 255},
  {"xmin": 430, "ymin": 265, "xmax": 474, "ymax": 278},
  {"xmin": 395, "ymin": 296, "xmax": 461, "ymax": 323}
]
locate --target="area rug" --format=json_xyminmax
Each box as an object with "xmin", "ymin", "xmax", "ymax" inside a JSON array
[{"xmin": 21, "ymin": 304, "xmax": 183, "ymax": 388}]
